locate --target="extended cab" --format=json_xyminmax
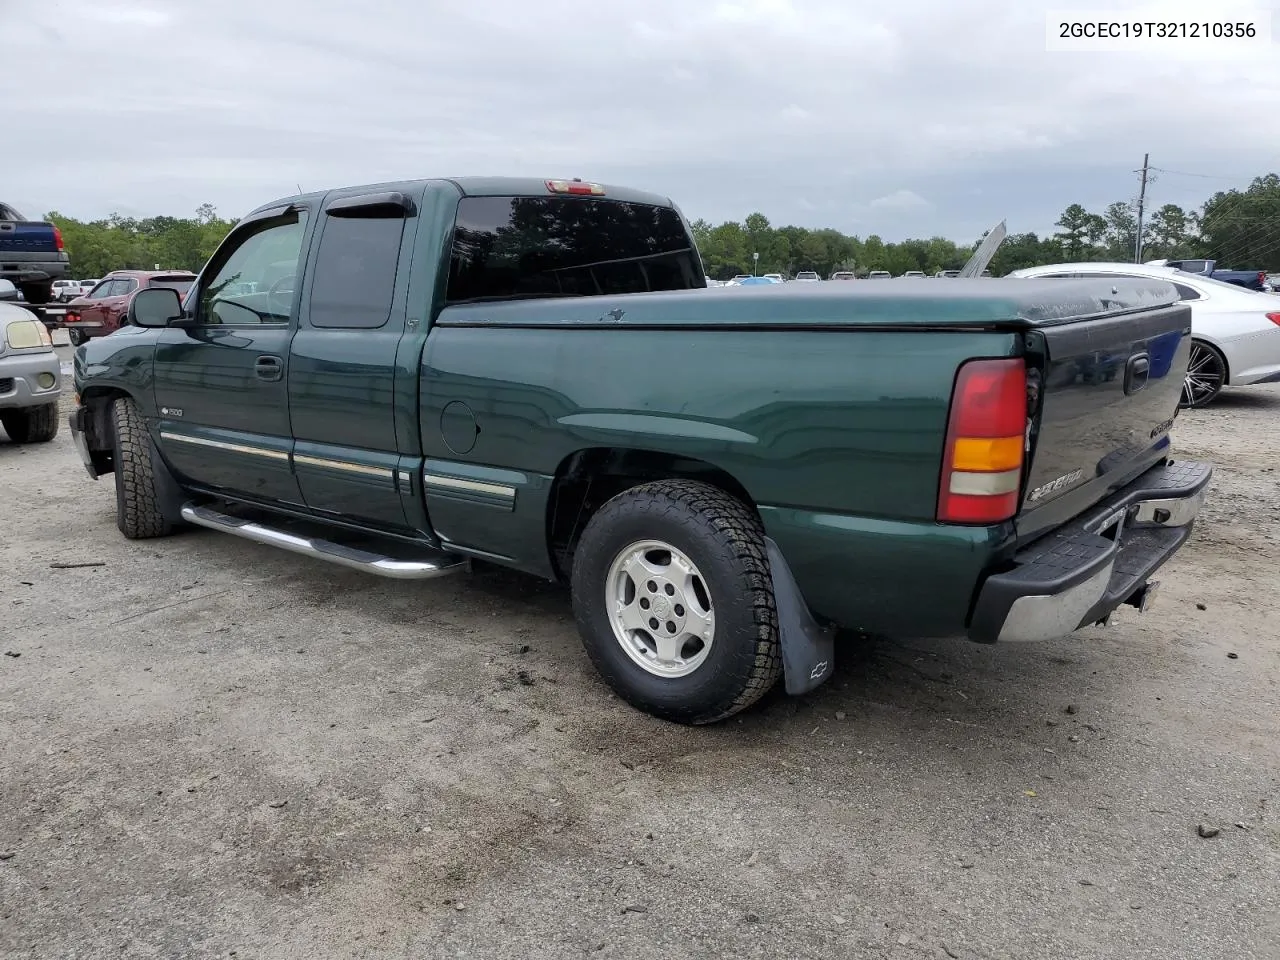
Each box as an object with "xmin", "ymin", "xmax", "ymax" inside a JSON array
[
  {"xmin": 0, "ymin": 203, "xmax": 71, "ymax": 304},
  {"xmin": 69, "ymin": 177, "xmax": 1211, "ymax": 724}
]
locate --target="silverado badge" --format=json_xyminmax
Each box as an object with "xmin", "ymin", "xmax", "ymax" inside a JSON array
[{"xmin": 1027, "ymin": 468, "xmax": 1085, "ymax": 503}]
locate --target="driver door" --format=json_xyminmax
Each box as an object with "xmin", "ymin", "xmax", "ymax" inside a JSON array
[{"xmin": 152, "ymin": 205, "xmax": 312, "ymax": 506}]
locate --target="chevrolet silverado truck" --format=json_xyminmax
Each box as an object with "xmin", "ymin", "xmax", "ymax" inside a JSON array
[
  {"xmin": 68, "ymin": 177, "xmax": 1212, "ymax": 724},
  {"xmin": 0, "ymin": 203, "xmax": 71, "ymax": 305}
]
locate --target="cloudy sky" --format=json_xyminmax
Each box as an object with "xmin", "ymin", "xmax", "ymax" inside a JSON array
[{"xmin": 6, "ymin": 0, "xmax": 1279, "ymax": 242}]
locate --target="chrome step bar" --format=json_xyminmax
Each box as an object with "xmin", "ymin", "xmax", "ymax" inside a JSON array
[{"xmin": 180, "ymin": 504, "xmax": 470, "ymax": 580}]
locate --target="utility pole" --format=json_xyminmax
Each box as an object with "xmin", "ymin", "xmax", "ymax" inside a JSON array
[{"xmin": 1134, "ymin": 152, "xmax": 1149, "ymax": 263}]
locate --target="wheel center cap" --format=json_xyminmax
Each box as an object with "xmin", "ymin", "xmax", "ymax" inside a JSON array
[{"xmin": 651, "ymin": 595, "xmax": 671, "ymax": 619}]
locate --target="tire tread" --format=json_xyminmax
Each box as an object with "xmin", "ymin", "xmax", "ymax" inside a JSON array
[
  {"xmin": 573, "ymin": 479, "xmax": 781, "ymax": 724},
  {"xmin": 111, "ymin": 397, "xmax": 172, "ymax": 539}
]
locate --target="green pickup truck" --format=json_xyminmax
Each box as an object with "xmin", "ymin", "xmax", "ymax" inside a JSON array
[{"xmin": 68, "ymin": 177, "xmax": 1212, "ymax": 724}]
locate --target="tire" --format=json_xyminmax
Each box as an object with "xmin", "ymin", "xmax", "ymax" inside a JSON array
[
  {"xmin": 1181, "ymin": 339, "xmax": 1227, "ymax": 409},
  {"xmin": 67, "ymin": 328, "xmax": 87, "ymax": 347},
  {"xmin": 0, "ymin": 402, "xmax": 59, "ymax": 443},
  {"xmin": 18, "ymin": 282, "xmax": 53, "ymax": 305},
  {"xmin": 570, "ymin": 479, "xmax": 782, "ymax": 725},
  {"xmin": 110, "ymin": 397, "xmax": 173, "ymax": 539}
]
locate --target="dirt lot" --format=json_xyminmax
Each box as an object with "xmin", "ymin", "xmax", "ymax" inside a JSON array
[{"xmin": 2, "ymin": 352, "xmax": 1278, "ymax": 960}]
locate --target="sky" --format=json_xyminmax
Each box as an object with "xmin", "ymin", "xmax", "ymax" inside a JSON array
[{"xmin": 5, "ymin": 0, "xmax": 1279, "ymax": 243}]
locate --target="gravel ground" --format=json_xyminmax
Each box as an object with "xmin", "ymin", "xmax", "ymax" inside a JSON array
[{"xmin": 2, "ymin": 348, "xmax": 1278, "ymax": 960}]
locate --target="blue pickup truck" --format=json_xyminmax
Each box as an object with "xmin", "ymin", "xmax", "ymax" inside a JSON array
[
  {"xmin": 0, "ymin": 202, "xmax": 71, "ymax": 304},
  {"xmin": 1150, "ymin": 258, "xmax": 1267, "ymax": 291}
]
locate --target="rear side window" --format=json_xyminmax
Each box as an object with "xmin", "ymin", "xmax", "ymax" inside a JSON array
[
  {"xmin": 309, "ymin": 214, "xmax": 405, "ymax": 329},
  {"xmin": 446, "ymin": 196, "xmax": 702, "ymax": 304}
]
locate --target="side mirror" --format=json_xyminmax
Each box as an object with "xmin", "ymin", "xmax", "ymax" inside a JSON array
[
  {"xmin": 129, "ymin": 287, "xmax": 185, "ymax": 327},
  {"xmin": 0, "ymin": 279, "xmax": 17, "ymax": 302}
]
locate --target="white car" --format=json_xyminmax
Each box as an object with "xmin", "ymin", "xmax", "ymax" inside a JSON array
[
  {"xmin": 1008, "ymin": 262, "xmax": 1280, "ymax": 408},
  {"xmin": 900, "ymin": 270, "xmax": 926, "ymax": 278},
  {"xmin": 866, "ymin": 270, "xmax": 891, "ymax": 279},
  {"xmin": 763, "ymin": 273, "xmax": 785, "ymax": 283},
  {"xmin": 793, "ymin": 271, "xmax": 820, "ymax": 282}
]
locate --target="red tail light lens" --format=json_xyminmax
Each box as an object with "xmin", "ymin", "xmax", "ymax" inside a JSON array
[
  {"xmin": 53, "ymin": 225, "xmax": 65, "ymax": 252},
  {"xmin": 937, "ymin": 358, "xmax": 1027, "ymax": 524},
  {"xmin": 1267, "ymin": 313, "xmax": 1280, "ymax": 327}
]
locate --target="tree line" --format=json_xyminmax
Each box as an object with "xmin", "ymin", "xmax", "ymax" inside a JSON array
[
  {"xmin": 44, "ymin": 172, "xmax": 1279, "ymax": 281},
  {"xmin": 46, "ymin": 203, "xmax": 238, "ymax": 279},
  {"xmin": 690, "ymin": 172, "xmax": 1280, "ymax": 279}
]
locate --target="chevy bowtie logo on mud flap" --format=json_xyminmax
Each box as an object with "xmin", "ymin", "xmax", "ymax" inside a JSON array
[
  {"xmin": 1027, "ymin": 468, "xmax": 1085, "ymax": 503},
  {"xmin": 809, "ymin": 660, "xmax": 830, "ymax": 681}
]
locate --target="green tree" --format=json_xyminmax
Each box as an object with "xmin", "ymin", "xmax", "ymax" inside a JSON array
[
  {"xmin": 1054, "ymin": 204, "xmax": 1094, "ymax": 260},
  {"xmin": 1196, "ymin": 174, "xmax": 1280, "ymax": 270},
  {"xmin": 1145, "ymin": 204, "xmax": 1193, "ymax": 260},
  {"xmin": 1102, "ymin": 201, "xmax": 1138, "ymax": 260}
]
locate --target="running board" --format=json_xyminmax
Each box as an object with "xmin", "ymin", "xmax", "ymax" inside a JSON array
[{"xmin": 180, "ymin": 504, "xmax": 470, "ymax": 580}]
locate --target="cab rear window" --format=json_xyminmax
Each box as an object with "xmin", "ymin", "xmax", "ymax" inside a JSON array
[{"xmin": 445, "ymin": 196, "xmax": 702, "ymax": 303}]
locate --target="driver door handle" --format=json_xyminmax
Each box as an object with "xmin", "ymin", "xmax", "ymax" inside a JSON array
[{"xmin": 254, "ymin": 355, "xmax": 283, "ymax": 382}]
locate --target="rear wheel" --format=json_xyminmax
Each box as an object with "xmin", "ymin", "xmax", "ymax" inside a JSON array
[
  {"xmin": 569, "ymin": 479, "xmax": 782, "ymax": 725},
  {"xmin": 110, "ymin": 397, "xmax": 173, "ymax": 539},
  {"xmin": 67, "ymin": 328, "xmax": 87, "ymax": 347},
  {"xmin": 0, "ymin": 403, "xmax": 59, "ymax": 443},
  {"xmin": 1181, "ymin": 339, "xmax": 1226, "ymax": 409}
]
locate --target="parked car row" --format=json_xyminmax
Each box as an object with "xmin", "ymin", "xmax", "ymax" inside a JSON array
[
  {"xmin": 1009, "ymin": 261, "xmax": 1280, "ymax": 408},
  {"xmin": 61, "ymin": 270, "xmax": 197, "ymax": 345},
  {"xmin": 51, "ymin": 278, "xmax": 100, "ymax": 301},
  {"xmin": 710, "ymin": 267, "xmax": 987, "ymax": 284}
]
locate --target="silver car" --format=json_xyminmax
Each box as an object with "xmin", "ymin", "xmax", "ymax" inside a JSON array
[{"xmin": 0, "ymin": 280, "xmax": 62, "ymax": 443}]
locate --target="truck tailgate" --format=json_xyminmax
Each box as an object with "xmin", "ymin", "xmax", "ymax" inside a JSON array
[
  {"xmin": 0, "ymin": 221, "xmax": 59, "ymax": 254},
  {"xmin": 1015, "ymin": 288, "xmax": 1191, "ymax": 542}
]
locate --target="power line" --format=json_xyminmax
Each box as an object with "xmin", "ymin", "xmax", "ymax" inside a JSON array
[{"xmin": 1147, "ymin": 166, "xmax": 1254, "ymax": 181}]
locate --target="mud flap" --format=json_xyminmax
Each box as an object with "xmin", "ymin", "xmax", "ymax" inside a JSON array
[
  {"xmin": 148, "ymin": 435, "xmax": 190, "ymax": 528},
  {"xmin": 764, "ymin": 537, "xmax": 835, "ymax": 695}
]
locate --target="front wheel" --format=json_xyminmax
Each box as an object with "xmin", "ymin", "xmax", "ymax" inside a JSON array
[
  {"xmin": 0, "ymin": 403, "xmax": 59, "ymax": 443},
  {"xmin": 1181, "ymin": 339, "xmax": 1227, "ymax": 409},
  {"xmin": 570, "ymin": 479, "xmax": 782, "ymax": 725},
  {"xmin": 110, "ymin": 397, "xmax": 173, "ymax": 539}
]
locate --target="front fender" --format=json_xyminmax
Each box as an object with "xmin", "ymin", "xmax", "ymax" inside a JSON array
[{"xmin": 74, "ymin": 326, "xmax": 160, "ymax": 418}]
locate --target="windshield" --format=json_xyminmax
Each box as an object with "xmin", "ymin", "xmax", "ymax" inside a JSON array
[{"xmin": 150, "ymin": 278, "xmax": 195, "ymax": 296}]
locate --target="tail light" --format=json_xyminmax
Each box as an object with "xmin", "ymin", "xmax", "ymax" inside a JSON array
[
  {"xmin": 1258, "ymin": 271, "xmax": 1267, "ymax": 288},
  {"xmin": 53, "ymin": 226, "xmax": 65, "ymax": 251},
  {"xmin": 1266, "ymin": 312, "xmax": 1280, "ymax": 327},
  {"xmin": 66, "ymin": 311, "xmax": 79, "ymax": 323},
  {"xmin": 937, "ymin": 358, "xmax": 1027, "ymax": 524}
]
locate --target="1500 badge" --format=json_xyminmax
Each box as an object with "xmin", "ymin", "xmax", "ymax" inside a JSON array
[{"xmin": 1027, "ymin": 468, "xmax": 1085, "ymax": 503}]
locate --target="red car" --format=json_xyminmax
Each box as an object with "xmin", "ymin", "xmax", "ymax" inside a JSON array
[{"xmin": 63, "ymin": 270, "xmax": 196, "ymax": 346}]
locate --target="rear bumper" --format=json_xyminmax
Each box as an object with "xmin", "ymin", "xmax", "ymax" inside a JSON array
[
  {"xmin": 0, "ymin": 252, "xmax": 70, "ymax": 284},
  {"xmin": 968, "ymin": 459, "xmax": 1212, "ymax": 643}
]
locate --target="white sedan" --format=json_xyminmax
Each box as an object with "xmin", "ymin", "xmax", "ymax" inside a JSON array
[{"xmin": 1008, "ymin": 262, "xmax": 1280, "ymax": 408}]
